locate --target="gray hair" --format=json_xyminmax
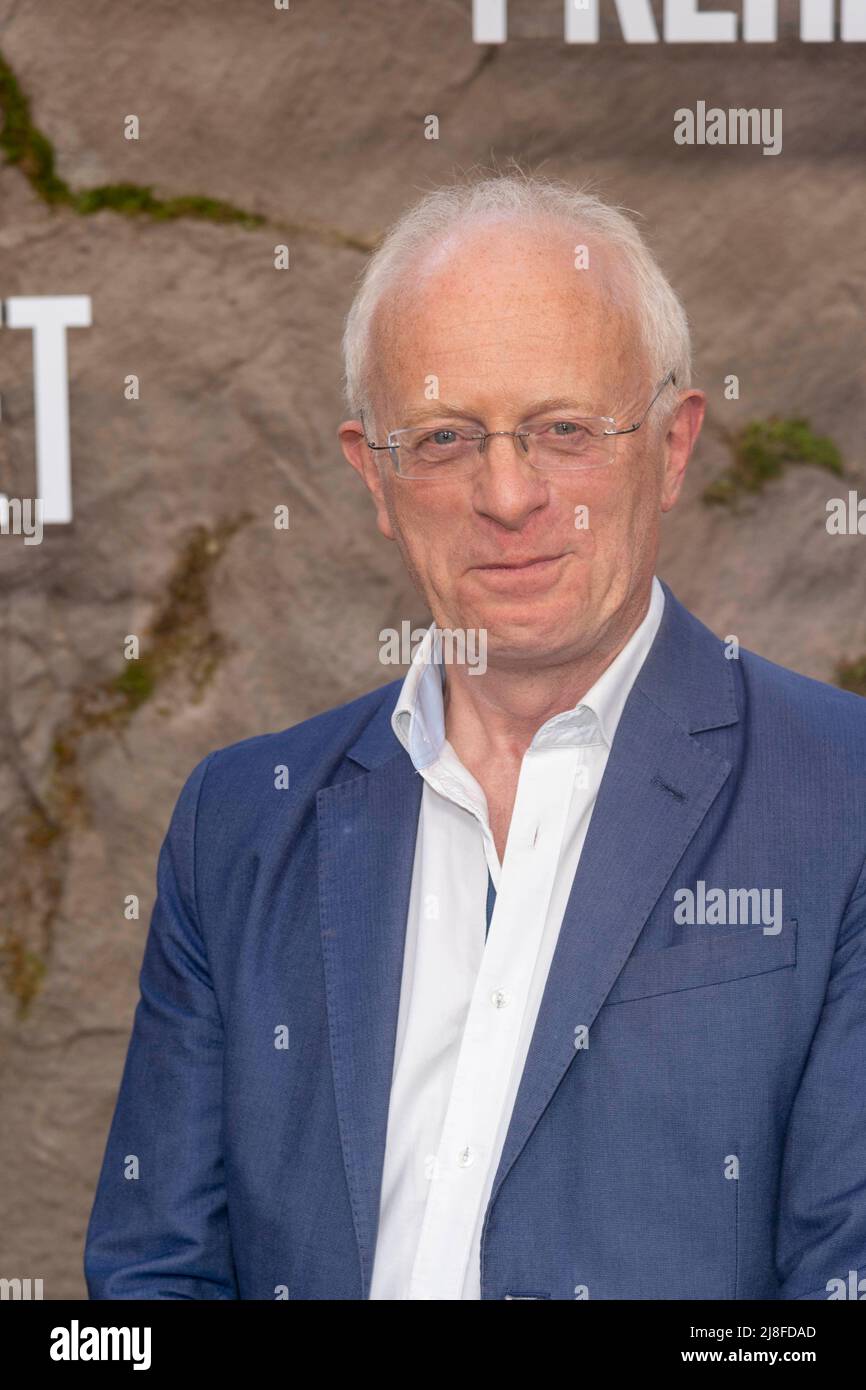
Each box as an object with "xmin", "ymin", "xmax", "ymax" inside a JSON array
[{"xmin": 341, "ymin": 172, "xmax": 692, "ymax": 422}]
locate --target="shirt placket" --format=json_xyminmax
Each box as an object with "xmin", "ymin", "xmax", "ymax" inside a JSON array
[{"xmin": 407, "ymin": 744, "xmax": 581, "ymax": 1299}]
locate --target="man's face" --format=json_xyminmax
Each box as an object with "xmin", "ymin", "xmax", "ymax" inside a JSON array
[{"xmin": 340, "ymin": 220, "xmax": 704, "ymax": 671}]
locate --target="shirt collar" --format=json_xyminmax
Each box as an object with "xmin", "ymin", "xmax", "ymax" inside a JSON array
[{"xmin": 392, "ymin": 575, "xmax": 665, "ymax": 771}]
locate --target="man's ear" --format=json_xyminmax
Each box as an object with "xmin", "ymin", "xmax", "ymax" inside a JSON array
[
  {"xmin": 660, "ymin": 389, "xmax": 706, "ymax": 512},
  {"xmin": 338, "ymin": 420, "xmax": 396, "ymax": 540}
]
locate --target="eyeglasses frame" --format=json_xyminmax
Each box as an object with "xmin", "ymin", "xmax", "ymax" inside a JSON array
[{"xmin": 360, "ymin": 369, "xmax": 678, "ymax": 476}]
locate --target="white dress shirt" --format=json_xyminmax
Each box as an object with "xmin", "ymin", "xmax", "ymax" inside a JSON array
[{"xmin": 368, "ymin": 576, "xmax": 665, "ymax": 1300}]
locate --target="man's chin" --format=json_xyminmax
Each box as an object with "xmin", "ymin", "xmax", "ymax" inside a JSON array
[{"xmin": 461, "ymin": 605, "xmax": 594, "ymax": 669}]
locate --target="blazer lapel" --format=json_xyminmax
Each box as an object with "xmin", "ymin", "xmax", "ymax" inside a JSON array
[
  {"xmin": 317, "ymin": 694, "xmax": 421, "ymax": 1298},
  {"xmin": 487, "ymin": 588, "xmax": 740, "ymax": 1213}
]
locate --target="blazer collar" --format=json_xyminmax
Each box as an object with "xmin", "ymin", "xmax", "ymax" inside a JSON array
[{"xmin": 636, "ymin": 579, "xmax": 738, "ymax": 734}]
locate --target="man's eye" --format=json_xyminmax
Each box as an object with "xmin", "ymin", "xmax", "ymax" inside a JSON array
[
  {"xmin": 549, "ymin": 420, "xmax": 587, "ymax": 437},
  {"xmin": 426, "ymin": 429, "xmax": 459, "ymax": 447}
]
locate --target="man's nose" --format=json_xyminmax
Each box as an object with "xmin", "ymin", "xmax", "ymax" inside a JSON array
[{"xmin": 471, "ymin": 430, "xmax": 548, "ymax": 527}]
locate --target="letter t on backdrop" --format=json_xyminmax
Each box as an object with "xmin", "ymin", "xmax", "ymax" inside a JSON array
[{"xmin": 3, "ymin": 295, "xmax": 92, "ymax": 525}]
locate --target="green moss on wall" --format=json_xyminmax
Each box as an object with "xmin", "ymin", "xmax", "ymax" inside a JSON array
[
  {"xmin": 0, "ymin": 49, "xmax": 67, "ymax": 201},
  {"xmin": 834, "ymin": 655, "xmax": 866, "ymax": 698},
  {"xmin": 0, "ymin": 48, "xmax": 263, "ymax": 227},
  {"xmin": 112, "ymin": 658, "xmax": 156, "ymax": 710},
  {"xmin": 0, "ymin": 46, "xmax": 374, "ymax": 248},
  {"xmin": 2, "ymin": 516, "xmax": 250, "ymax": 1015},
  {"xmin": 704, "ymin": 418, "xmax": 844, "ymax": 507},
  {"xmin": 1, "ymin": 934, "xmax": 47, "ymax": 1014}
]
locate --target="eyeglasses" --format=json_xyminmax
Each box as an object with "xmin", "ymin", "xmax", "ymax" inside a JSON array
[{"xmin": 362, "ymin": 370, "xmax": 677, "ymax": 480}]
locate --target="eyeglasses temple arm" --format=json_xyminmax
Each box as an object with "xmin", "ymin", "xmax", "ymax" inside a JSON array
[
  {"xmin": 605, "ymin": 368, "xmax": 677, "ymax": 437},
  {"xmin": 359, "ymin": 409, "xmax": 399, "ymax": 450}
]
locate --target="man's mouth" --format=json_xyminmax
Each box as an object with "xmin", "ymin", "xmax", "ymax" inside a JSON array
[{"xmin": 473, "ymin": 553, "xmax": 567, "ymax": 572}]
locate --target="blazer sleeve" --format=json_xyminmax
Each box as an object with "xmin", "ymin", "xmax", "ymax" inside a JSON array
[
  {"xmin": 84, "ymin": 752, "xmax": 238, "ymax": 1299},
  {"xmin": 775, "ymin": 853, "xmax": 866, "ymax": 1300}
]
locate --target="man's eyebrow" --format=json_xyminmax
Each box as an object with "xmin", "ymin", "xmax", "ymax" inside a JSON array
[
  {"xmin": 519, "ymin": 396, "xmax": 601, "ymax": 418},
  {"xmin": 399, "ymin": 396, "xmax": 599, "ymax": 426},
  {"xmin": 400, "ymin": 402, "xmax": 485, "ymax": 426}
]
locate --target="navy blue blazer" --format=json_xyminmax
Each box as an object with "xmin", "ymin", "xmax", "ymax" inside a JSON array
[{"xmin": 84, "ymin": 584, "xmax": 866, "ymax": 1299}]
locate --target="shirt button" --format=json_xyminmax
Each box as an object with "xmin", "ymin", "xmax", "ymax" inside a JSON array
[
  {"xmin": 490, "ymin": 989, "xmax": 508, "ymax": 1009},
  {"xmin": 457, "ymin": 1146, "xmax": 474, "ymax": 1168}
]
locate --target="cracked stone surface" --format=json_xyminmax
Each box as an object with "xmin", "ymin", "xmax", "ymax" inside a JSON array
[{"xmin": 0, "ymin": 0, "xmax": 864, "ymax": 1296}]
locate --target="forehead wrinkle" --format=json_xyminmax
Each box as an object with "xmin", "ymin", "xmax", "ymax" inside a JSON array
[
  {"xmin": 390, "ymin": 313, "xmax": 613, "ymax": 371},
  {"xmin": 390, "ymin": 240, "xmax": 616, "ymax": 332},
  {"xmin": 392, "ymin": 301, "xmax": 619, "ymax": 376},
  {"xmin": 403, "ymin": 287, "xmax": 607, "ymax": 332}
]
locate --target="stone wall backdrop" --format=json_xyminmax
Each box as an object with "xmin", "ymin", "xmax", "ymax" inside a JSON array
[{"xmin": 0, "ymin": 0, "xmax": 863, "ymax": 1297}]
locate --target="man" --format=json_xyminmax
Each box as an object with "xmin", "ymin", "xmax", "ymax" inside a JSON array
[{"xmin": 85, "ymin": 174, "xmax": 866, "ymax": 1300}]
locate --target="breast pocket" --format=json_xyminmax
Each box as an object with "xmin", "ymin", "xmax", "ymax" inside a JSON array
[{"xmin": 603, "ymin": 920, "xmax": 798, "ymax": 1006}]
